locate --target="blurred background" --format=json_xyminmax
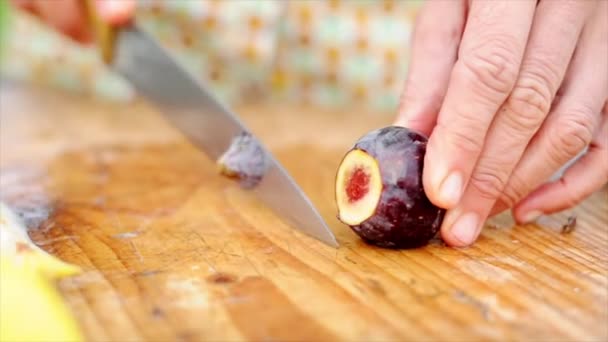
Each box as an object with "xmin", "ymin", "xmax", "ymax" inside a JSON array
[{"xmin": 0, "ymin": 0, "xmax": 423, "ymax": 113}]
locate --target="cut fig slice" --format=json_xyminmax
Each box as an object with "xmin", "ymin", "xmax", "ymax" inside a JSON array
[{"xmin": 217, "ymin": 132, "xmax": 269, "ymax": 189}]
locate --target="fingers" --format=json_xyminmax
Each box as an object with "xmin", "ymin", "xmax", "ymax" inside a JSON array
[
  {"xmin": 10, "ymin": 0, "xmax": 136, "ymax": 43},
  {"xmin": 423, "ymin": 0, "xmax": 536, "ymax": 210},
  {"xmin": 32, "ymin": 0, "xmax": 91, "ymax": 42},
  {"xmin": 10, "ymin": 0, "xmax": 36, "ymax": 14},
  {"xmin": 96, "ymin": 0, "xmax": 136, "ymax": 26},
  {"xmin": 440, "ymin": 0, "xmax": 595, "ymax": 246},
  {"xmin": 513, "ymin": 110, "xmax": 607, "ymax": 217},
  {"xmin": 496, "ymin": 1, "xmax": 608, "ymax": 224},
  {"xmin": 395, "ymin": 0, "xmax": 467, "ymax": 136}
]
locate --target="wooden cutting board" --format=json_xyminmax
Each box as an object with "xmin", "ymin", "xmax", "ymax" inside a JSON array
[{"xmin": 1, "ymin": 81, "xmax": 607, "ymax": 341}]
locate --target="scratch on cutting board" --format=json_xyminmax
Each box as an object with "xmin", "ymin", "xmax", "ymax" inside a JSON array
[
  {"xmin": 481, "ymin": 256, "xmax": 536, "ymax": 271},
  {"xmin": 344, "ymin": 255, "xmax": 357, "ymax": 264},
  {"xmin": 193, "ymin": 232, "xmax": 218, "ymax": 272},
  {"xmin": 453, "ymin": 290, "xmax": 491, "ymax": 321},
  {"xmin": 110, "ymin": 211, "xmax": 126, "ymax": 231},
  {"xmin": 265, "ymin": 259, "xmax": 287, "ymax": 277},
  {"xmin": 216, "ymin": 241, "xmax": 242, "ymax": 259},
  {"xmin": 407, "ymin": 278, "xmax": 443, "ymax": 301},
  {"xmin": 133, "ymin": 270, "xmax": 162, "ymax": 277},
  {"xmin": 60, "ymin": 271, "xmax": 106, "ymax": 289},
  {"xmin": 198, "ymin": 251, "xmax": 218, "ymax": 273},
  {"xmin": 240, "ymin": 241, "xmax": 262, "ymax": 276},
  {"xmin": 454, "ymin": 291, "xmax": 517, "ymax": 322},
  {"xmin": 244, "ymin": 255, "xmax": 262, "ymax": 276},
  {"xmin": 457, "ymin": 259, "xmax": 514, "ymax": 283},
  {"xmin": 261, "ymin": 246, "xmax": 275, "ymax": 254},
  {"xmin": 35, "ymin": 235, "xmax": 79, "ymax": 246},
  {"xmin": 480, "ymin": 294, "xmax": 516, "ymax": 321},
  {"xmin": 111, "ymin": 217, "xmax": 152, "ymax": 240},
  {"xmin": 113, "ymin": 231, "xmax": 140, "ymax": 240},
  {"xmin": 130, "ymin": 241, "xmax": 144, "ymax": 263},
  {"xmin": 222, "ymin": 295, "xmax": 253, "ymax": 305}
]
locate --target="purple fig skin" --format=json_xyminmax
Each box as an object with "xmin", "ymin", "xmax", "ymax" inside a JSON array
[
  {"xmin": 345, "ymin": 126, "xmax": 446, "ymax": 248},
  {"xmin": 218, "ymin": 132, "xmax": 269, "ymax": 189}
]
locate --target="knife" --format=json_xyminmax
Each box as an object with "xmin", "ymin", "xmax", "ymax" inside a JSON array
[{"xmin": 83, "ymin": 1, "xmax": 338, "ymax": 247}]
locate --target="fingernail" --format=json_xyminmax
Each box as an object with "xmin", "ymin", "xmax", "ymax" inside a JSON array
[
  {"xmin": 449, "ymin": 212, "xmax": 480, "ymax": 246},
  {"xmin": 98, "ymin": 0, "xmax": 120, "ymax": 12},
  {"xmin": 439, "ymin": 172, "xmax": 463, "ymax": 207},
  {"xmin": 520, "ymin": 210, "xmax": 543, "ymax": 224},
  {"xmin": 393, "ymin": 117, "xmax": 406, "ymax": 127},
  {"xmin": 97, "ymin": 0, "xmax": 134, "ymax": 21}
]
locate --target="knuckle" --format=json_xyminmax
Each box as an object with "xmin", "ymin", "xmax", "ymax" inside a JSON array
[
  {"xmin": 505, "ymin": 68, "xmax": 556, "ymax": 130},
  {"xmin": 438, "ymin": 121, "xmax": 485, "ymax": 154},
  {"xmin": 470, "ymin": 168, "xmax": 509, "ymax": 201},
  {"xmin": 500, "ymin": 174, "xmax": 530, "ymax": 208},
  {"xmin": 503, "ymin": 86, "xmax": 550, "ymax": 133},
  {"xmin": 521, "ymin": 57, "xmax": 562, "ymax": 95},
  {"xmin": 550, "ymin": 110, "xmax": 595, "ymax": 161},
  {"xmin": 461, "ymin": 37, "xmax": 521, "ymax": 95}
]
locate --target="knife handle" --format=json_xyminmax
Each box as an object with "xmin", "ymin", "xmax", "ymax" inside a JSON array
[{"xmin": 82, "ymin": 0, "xmax": 117, "ymax": 64}]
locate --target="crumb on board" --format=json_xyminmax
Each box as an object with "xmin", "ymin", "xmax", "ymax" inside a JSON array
[
  {"xmin": 151, "ymin": 307, "xmax": 165, "ymax": 319},
  {"xmin": 453, "ymin": 290, "xmax": 491, "ymax": 321},
  {"xmin": 112, "ymin": 231, "xmax": 140, "ymax": 239},
  {"xmin": 207, "ymin": 272, "xmax": 237, "ymax": 285},
  {"xmin": 561, "ymin": 215, "xmax": 577, "ymax": 234}
]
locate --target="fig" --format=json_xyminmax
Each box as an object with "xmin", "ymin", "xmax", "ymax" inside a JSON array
[
  {"xmin": 335, "ymin": 126, "xmax": 445, "ymax": 248},
  {"xmin": 218, "ymin": 132, "xmax": 269, "ymax": 189}
]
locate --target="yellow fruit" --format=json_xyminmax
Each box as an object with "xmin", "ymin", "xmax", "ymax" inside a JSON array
[
  {"xmin": 0, "ymin": 256, "xmax": 83, "ymax": 342},
  {"xmin": 0, "ymin": 203, "xmax": 83, "ymax": 342}
]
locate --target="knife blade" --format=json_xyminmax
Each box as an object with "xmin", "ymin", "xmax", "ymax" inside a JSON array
[{"xmin": 84, "ymin": 7, "xmax": 338, "ymax": 247}]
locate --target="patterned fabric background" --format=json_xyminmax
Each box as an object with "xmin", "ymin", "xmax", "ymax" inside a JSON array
[{"xmin": 0, "ymin": 0, "xmax": 423, "ymax": 112}]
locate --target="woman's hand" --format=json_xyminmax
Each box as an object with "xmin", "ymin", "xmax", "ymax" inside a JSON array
[
  {"xmin": 10, "ymin": 0, "xmax": 135, "ymax": 43},
  {"xmin": 396, "ymin": 0, "xmax": 608, "ymax": 247}
]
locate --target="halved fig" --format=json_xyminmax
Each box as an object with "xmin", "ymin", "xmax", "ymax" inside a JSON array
[
  {"xmin": 336, "ymin": 149, "xmax": 383, "ymax": 226},
  {"xmin": 335, "ymin": 126, "xmax": 445, "ymax": 249}
]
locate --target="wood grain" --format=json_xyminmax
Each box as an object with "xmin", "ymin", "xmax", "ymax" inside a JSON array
[{"xmin": 1, "ymin": 81, "xmax": 607, "ymax": 341}]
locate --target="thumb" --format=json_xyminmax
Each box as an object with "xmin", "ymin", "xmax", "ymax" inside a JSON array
[{"xmin": 96, "ymin": 0, "xmax": 136, "ymax": 26}]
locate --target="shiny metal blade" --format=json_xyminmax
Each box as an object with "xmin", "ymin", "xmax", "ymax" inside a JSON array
[
  {"xmin": 109, "ymin": 26, "xmax": 338, "ymax": 247},
  {"xmin": 253, "ymin": 157, "xmax": 338, "ymax": 247}
]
